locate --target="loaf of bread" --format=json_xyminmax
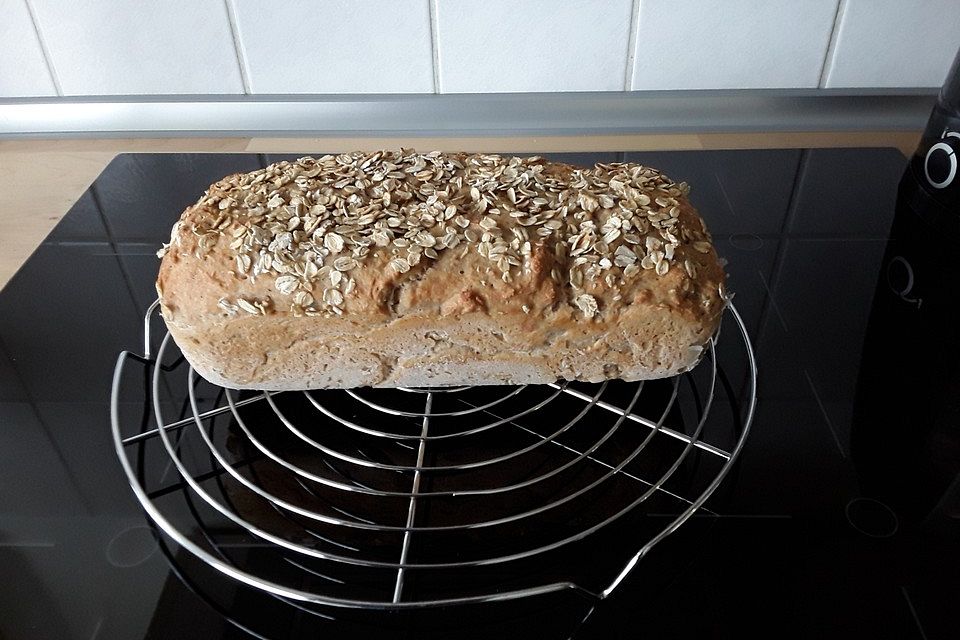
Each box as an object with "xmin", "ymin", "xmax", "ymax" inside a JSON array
[{"xmin": 156, "ymin": 151, "xmax": 726, "ymax": 390}]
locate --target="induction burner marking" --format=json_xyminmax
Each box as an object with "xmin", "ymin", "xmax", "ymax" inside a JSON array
[
  {"xmin": 88, "ymin": 616, "xmax": 104, "ymax": 640},
  {"xmin": 900, "ymin": 586, "xmax": 930, "ymax": 640},
  {"xmin": 714, "ymin": 172, "xmax": 738, "ymax": 219},
  {"xmin": 804, "ymin": 368, "xmax": 846, "ymax": 459},
  {"xmin": 845, "ymin": 497, "xmax": 899, "ymax": 538},
  {"xmin": 756, "ymin": 268, "xmax": 789, "ymax": 332},
  {"xmin": 106, "ymin": 525, "xmax": 159, "ymax": 568},
  {"xmin": 729, "ymin": 233, "xmax": 765, "ymax": 251}
]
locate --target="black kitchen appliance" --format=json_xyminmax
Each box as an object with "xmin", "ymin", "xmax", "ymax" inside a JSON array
[
  {"xmin": 852, "ymin": 46, "xmax": 960, "ymax": 528},
  {"xmin": 2, "ymin": 144, "xmax": 958, "ymax": 639}
]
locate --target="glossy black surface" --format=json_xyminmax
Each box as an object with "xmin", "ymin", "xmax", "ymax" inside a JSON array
[{"xmin": 1, "ymin": 149, "xmax": 957, "ymax": 640}]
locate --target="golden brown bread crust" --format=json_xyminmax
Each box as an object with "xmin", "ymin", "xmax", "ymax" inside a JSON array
[{"xmin": 157, "ymin": 151, "xmax": 726, "ymax": 389}]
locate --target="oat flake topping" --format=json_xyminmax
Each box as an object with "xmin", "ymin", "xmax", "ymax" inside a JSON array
[{"xmin": 159, "ymin": 151, "xmax": 712, "ymax": 318}]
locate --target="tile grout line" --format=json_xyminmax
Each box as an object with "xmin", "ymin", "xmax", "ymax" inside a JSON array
[
  {"xmin": 23, "ymin": 0, "xmax": 63, "ymax": 96},
  {"xmin": 623, "ymin": 0, "xmax": 642, "ymax": 91},
  {"xmin": 428, "ymin": 0, "xmax": 442, "ymax": 94},
  {"xmin": 818, "ymin": 0, "xmax": 848, "ymax": 89},
  {"xmin": 223, "ymin": 0, "xmax": 253, "ymax": 94}
]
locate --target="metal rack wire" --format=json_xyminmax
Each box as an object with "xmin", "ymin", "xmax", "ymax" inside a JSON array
[{"xmin": 111, "ymin": 300, "xmax": 756, "ymax": 613}]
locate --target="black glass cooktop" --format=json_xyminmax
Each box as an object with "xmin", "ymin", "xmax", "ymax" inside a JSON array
[{"xmin": 1, "ymin": 149, "xmax": 958, "ymax": 640}]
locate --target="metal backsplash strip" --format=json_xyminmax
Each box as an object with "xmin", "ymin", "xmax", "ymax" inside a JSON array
[{"xmin": 0, "ymin": 90, "xmax": 936, "ymax": 138}]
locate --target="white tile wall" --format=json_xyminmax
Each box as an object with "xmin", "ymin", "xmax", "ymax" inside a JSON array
[
  {"xmin": 824, "ymin": 0, "xmax": 960, "ymax": 88},
  {"xmin": 435, "ymin": 0, "xmax": 634, "ymax": 93},
  {"xmin": 231, "ymin": 0, "xmax": 435, "ymax": 93},
  {"xmin": 1, "ymin": 0, "xmax": 957, "ymax": 97},
  {"xmin": 27, "ymin": 0, "xmax": 244, "ymax": 95},
  {"xmin": 0, "ymin": 0, "xmax": 56, "ymax": 96},
  {"xmin": 631, "ymin": 0, "xmax": 840, "ymax": 90}
]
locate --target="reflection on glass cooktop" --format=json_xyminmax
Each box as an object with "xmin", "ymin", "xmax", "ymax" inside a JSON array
[{"xmin": 1, "ymin": 149, "xmax": 957, "ymax": 640}]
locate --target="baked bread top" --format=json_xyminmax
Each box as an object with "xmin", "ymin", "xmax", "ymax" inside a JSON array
[{"xmin": 157, "ymin": 151, "xmax": 725, "ymax": 332}]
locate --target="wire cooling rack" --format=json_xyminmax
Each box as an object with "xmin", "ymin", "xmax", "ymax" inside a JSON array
[{"xmin": 111, "ymin": 300, "xmax": 756, "ymax": 612}]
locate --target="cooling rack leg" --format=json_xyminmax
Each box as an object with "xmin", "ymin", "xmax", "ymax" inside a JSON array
[{"xmin": 392, "ymin": 392, "xmax": 433, "ymax": 603}]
